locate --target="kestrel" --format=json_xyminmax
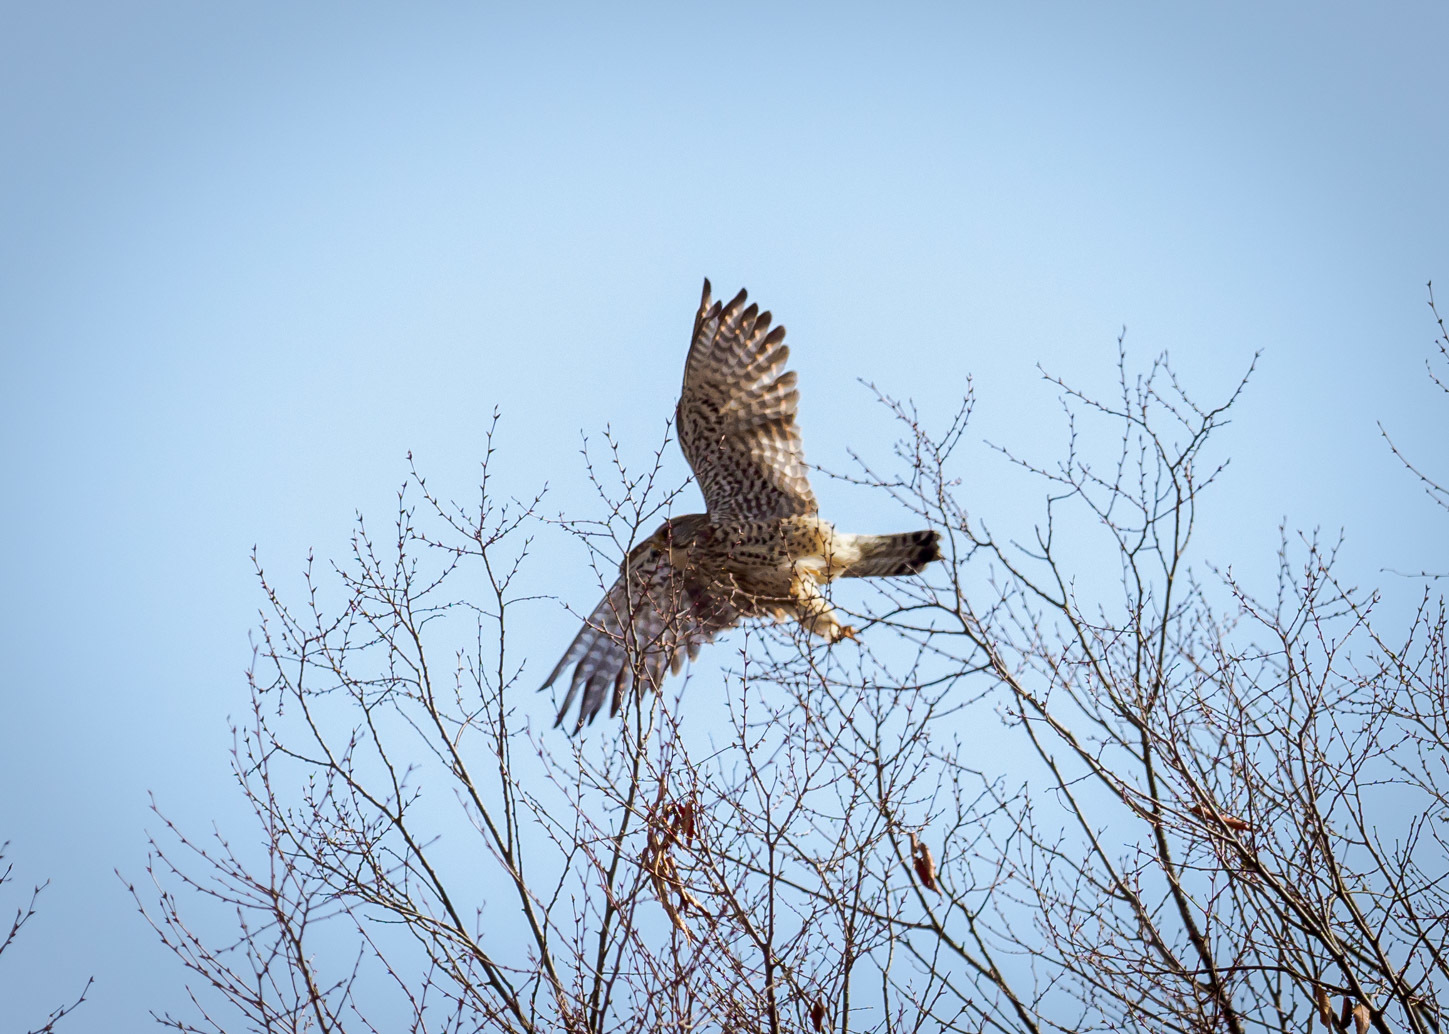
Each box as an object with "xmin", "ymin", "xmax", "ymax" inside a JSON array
[{"xmin": 544, "ymin": 280, "xmax": 941, "ymax": 731}]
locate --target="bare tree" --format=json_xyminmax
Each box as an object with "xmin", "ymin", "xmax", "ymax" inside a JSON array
[
  {"xmin": 1, "ymin": 844, "xmax": 91, "ymax": 1033},
  {"xmin": 869, "ymin": 335, "xmax": 1447, "ymax": 1034},
  {"xmin": 132, "ymin": 309, "xmax": 1447, "ymax": 1032}
]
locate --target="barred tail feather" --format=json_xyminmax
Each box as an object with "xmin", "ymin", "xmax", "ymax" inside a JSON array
[{"xmin": 838, "ymin": 530, "xmax": 941, "ymax": 578}]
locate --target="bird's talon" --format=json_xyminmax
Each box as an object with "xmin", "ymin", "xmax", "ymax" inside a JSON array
[{"xmin": 833, "ymin": 626, "xmax": 859, "ymax": 644}]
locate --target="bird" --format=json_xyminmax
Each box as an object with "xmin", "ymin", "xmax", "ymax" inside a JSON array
[{"xmin": 543, "ymin": 279, "xmax": 942, "ymax": 732}]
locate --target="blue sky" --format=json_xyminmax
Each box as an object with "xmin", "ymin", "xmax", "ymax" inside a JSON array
[{"xmin": 2, "ymin": 3, "xmax": 1446, "ymax": 1028}]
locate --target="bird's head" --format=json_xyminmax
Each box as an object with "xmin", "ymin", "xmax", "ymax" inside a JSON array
[{"xmin": 620, "ymin": 515, "xmax": 709, "ymax": 574}]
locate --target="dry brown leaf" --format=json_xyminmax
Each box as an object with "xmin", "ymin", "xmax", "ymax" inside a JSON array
[
  {"xmin": 643, "ymin": 830, "xmax": 699, "ymax": 943},
  {"xmin": 1314, "ymin": 985, "xmax": 1333, "ymax": 1030},
  {"xmin": 810, "ymin": 998, "xmax": 827, "ymax": 1032},
  {"xmin": 910, "ymin": 832, "xmax": 940, "ymax": 895},
  {"xmin": 1188, "ymin": 802, "xmax": 1252, "ymax": 832},
  {"xmin": 675, "ymin": 800, "xmax": 697, "ymax": 844},
  {"xmin": 1351, "ymin": 1001, "xmax": 1370, "ymax": 1034},
  {"xmin": 1340, "ymin": 996, "xmax": 1354, "ymax": 1031}
]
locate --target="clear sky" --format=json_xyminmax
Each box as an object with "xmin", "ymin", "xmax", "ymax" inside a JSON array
[{"xmin": 2, "ymin": 3, "xmax": 1446, "ymax": 1028}]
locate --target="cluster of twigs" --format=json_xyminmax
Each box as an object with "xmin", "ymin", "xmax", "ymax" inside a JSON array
[{"xmin": 1, "ymin": 844, "xmax": 92, "ymax": 1033}]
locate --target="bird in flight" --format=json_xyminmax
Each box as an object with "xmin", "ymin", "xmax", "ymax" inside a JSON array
[{"xmin": 544, "ymin": 280, "xmax": 941, "ymax": 731}]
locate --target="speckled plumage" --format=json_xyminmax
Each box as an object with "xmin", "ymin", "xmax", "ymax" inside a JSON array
[{"xmin": 544, "ymin": 280, "xmax": 941, "ymax": 731}]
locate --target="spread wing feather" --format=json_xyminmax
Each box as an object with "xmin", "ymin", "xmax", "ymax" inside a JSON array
[
  {"xmin": 542, "ymin": 549, "xmax": 745, "ymax": 733},
  {"xmin": 676, "ymin": 279, "xmax": 817, "ymax": 522}
]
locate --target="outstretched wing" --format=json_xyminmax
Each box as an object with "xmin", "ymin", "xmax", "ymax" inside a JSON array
[
  {"xmin": 542, "ymin": 550, "xmax": 744, "ymax": 733},
  {"xmin": 677, "ymin": 280, "xmax": 818, "ymax": 522}
]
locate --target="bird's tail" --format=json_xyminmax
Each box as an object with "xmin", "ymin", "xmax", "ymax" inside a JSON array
[{"xmin": 837, "ymin": 530, "xmax": 941, "ymax": 578}]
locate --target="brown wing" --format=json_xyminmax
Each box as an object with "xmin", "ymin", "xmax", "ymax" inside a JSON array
[
  {"xmin": 541, "ymin": 548, "xmax": 744, "ymax": 733},
  {"xmin": 676, "ymin": 280, "xmax": 818, "ymax": 522}
]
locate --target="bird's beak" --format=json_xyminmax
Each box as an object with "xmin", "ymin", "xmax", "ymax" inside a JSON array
[{"xmin": 621, "ymin": 534, "xmax": 661, "ymax": 575}]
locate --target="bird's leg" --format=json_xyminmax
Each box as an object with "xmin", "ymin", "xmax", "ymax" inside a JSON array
[{"xmin": 791, "ymin": 579, "xmax": 857, "ymax": 644}]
